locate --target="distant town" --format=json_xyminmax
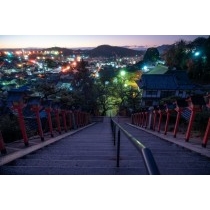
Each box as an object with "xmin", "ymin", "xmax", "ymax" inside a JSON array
[{"xmin": 0, "ymin": 45, "xmax": 144, "ymax": 91}]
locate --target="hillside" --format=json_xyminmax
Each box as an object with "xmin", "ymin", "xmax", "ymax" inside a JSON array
[
  {"xmin": 88, "ymin": 45, "xmax": 144, "ymax": 57},
  {"xmin": 157, "ymin": 44, "xmax": 173, "ymax": 54}
]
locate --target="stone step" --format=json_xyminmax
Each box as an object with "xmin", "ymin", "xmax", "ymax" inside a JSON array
[
  {"xmin": 0, "ymin": 166, "xmax": 147, "ymax": 175},
  {"xmin": 6, "ymin": 159, "xmax": 144, "ymax": 168},
  {"xmin": 24, "ymin": 154, "xmax": 143, "ymax": 160}
]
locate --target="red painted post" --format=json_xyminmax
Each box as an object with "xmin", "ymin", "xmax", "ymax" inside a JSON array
[
  {"xmin": 68, "ymin": 111, "xmax": 72, "ymax": 129},
  {"xmin": 173, "ymin": 109, "xmax": 181, "ymax": 138},
  {"xmin": 16, "ymin": 106, "xmax": 29, "ymax": 146},
  {"xmin": 80, "ymin": 112, "xmax": 83, "ymax": 126},
  {"xmin": 164, "ymin": 110, "xmax": 170, "ymax": 135},
  {"xmin": 79, "ymin": 112, "xmax": 82, "ymax": 127},
  {"xmin": 153, "ymin": 110, "xmax": 157, "ymax": 131},
  {"xmin": 83, "ymin": 112, "xmax": 86, "ymax": 126},
  {"xmin": 185, "ymin": 108, "xmax": 196, "ymax": 141},
  {"xmin": 135, "ymin": 113, "xmax": 138, "ymax": 125},
  {"xmin": 202, "ymin": 94, "xmax": 210, "ymax": 147},
  {"xmin": 134, "ymin": 114, "xmax": 136, "ymax": 125},
  {"xmin": 157, "ymin": 110, "xmax": 162, "ymax": 133},
  {"xmin": 87, "ymin": 113, "xmax": 89, "ymax": 125},
  {"xmin": 144, "ymin": 112, "xmax": 148, "ymax": 128},
  {"xmin": 137, "ymin": 113, "xmax": 140, "ymax": 126},
  {"xmin": 141, "ymin": 112, "xmax": 144, "ymax": 127},
  {"xmin": 45, "ymin": 108, "xmax": 54, "ymax": 137},
  {"xmin": 132, "ymin": 114, "xmax": 135, "ymax": 124},
  {"xmin": 31, "ymin": 106, "xmax": 44, "ymax": 141},
  {"xmin": 79, "ymin": 111, "xmax": 82, "ymax": 127},
  {"xmin": 55, "ymin": 109, "xmax": 61, "ymax": 134},
  {"xmin": 35, "ymin": 108, "xmax": 44, "ymax": 141},
  {"xmin": 136, "ymin": 113, "xmax": 137, "ymax": 125},
  {"xmin": 83, "ymin": 112, "xmax": 85, "ymax": 126},
  {"xmin": 82, "ymin": 113, "xmax": 85, "ymax": 126},
  {"xmin": 141, "ymin": 111, "xmax": 145, "ymax": 127},
  {"xmin": 74, "ymin": 111, "xmax": 78, "ymax": 128},
  {"xmin": 202, "ymin": 118, "xmax": 210, "ymax": 147},
  {"xmin": 185, "ymin": 95, "xmax": 205, "ymax": 141},
  {"xmin": 75, "ymin": 111, "xmax": 79, "ymax": 127},
  {"xmin": 140, "ymin": 112, "xmax": 143, "ymax": 126},
  {"xmin": 0, "ymin": 131, "xmax": 7, "ymax": 154},
  {"xmin": 61, "ymin": 110, "xmax": 67, "ymax": 132},
  {"xmin": 85, "ymin": 113, "xmax": 89, "ymax": 125}
]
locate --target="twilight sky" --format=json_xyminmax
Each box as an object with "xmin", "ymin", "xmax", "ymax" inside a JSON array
[{"xmin": 0, "ymin": 35, "xmax": 209, "ymax": 49}]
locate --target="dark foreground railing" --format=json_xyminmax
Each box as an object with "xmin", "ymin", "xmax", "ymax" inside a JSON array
[{"xmin": 111, "ymin": 118, "xmax": 160, "ymax": 175}]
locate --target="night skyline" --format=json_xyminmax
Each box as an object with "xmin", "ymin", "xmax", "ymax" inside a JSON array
[{"xmin": 0, "ymin": 35, "xmax": 209, "ymax": 49}]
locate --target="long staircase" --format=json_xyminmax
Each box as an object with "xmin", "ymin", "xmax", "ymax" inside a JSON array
[{"xmin": 1, "ymin": 117, "xmax": 210, "ymax": 175}]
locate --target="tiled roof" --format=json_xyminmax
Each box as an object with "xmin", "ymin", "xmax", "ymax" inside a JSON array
[
  {"xmin": 139, "ymin": 71, "xmax": 195, "ymax": 90},
  {"xmin": 139, "ymin": 74, "xmax": 178, "ymax": 90}
]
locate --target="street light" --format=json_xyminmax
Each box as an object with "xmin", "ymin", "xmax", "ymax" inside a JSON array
[
  {"xmin": 120, "ymin": 70, "xmax": 126, "ymax": 77},
  {"xmin": 194, "ymin": 51, "xmax": 200, "ymax": 56}
]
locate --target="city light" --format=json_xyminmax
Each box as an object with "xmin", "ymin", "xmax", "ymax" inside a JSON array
[
  {"xmin": 143, "ymin": 66, "xmax": 149, "ymax": 72},
  {"xmin": 194, "ymin": 51, "xmax": 200, "ymax": 56},
  {"xmin": 120, "ymin": 70, "xmax": 126, "ymax": 77}
]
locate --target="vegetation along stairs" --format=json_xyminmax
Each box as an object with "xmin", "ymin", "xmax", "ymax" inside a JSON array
[{"xmin": 1, "ymin": 117, "xmax": 210, "ymax": 175}]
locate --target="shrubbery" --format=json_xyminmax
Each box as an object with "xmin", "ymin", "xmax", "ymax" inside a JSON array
[
  {"xmin": 0, "ymin": 114, "xmax": 22, "ymax": 143},
  {"xmin": 194, "ymin": 111, "xmax": 210, "ymax": 134}
]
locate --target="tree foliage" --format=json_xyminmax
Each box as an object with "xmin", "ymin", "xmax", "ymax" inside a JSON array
[
  {"xmin": 164, "ymin": 36, "xmax": 210, "ymax": 84},
  {"xmin": 143, "ymin": 47, "xmax": 160, "ymax": 63}
]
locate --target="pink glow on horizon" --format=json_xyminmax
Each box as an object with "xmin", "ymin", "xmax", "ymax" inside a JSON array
[{"xmin": 0, "ymin": 35, "xmax": 209, "ymax": 49}]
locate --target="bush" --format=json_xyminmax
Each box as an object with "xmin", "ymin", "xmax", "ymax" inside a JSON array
[
  {"xmin": 194, "ymin": 111, "xmax": 210, "ymax": 134},
  {"xmin": 0, "ymin": 114, "xmax": 22, "ymax": 143}
]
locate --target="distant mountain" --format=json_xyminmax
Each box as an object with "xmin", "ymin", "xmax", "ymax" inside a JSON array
[
  {"xmin": 2, "ymin": 45, "xmax": 172, "ymax": 57},
  {"xmin": 88, "ymin": 45, "xmax": 144, "ymax": 57},
  {"xmin": 157, "ymin": 44, "xmax": 173, "ymax": 54}
]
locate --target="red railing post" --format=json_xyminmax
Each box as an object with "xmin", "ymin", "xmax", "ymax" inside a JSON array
[
  {"xmin": 185, "ymin": 95, "xmax": 205, "ymax": 142},
  {"xmin": 136, "ymin": 113, "xmax": 139, "ymax": 126},
  {"xmin": 69, "ymin": 111, "xmax": 73, "ymax": 129},
  {"xmin": 131, "ymin": 114, "xmax": 134, "ymax": 124},
  {"xmin": 61, "ymin": 110, "xmax": 67, "ymax": 132},
  {"xmin": 141, "ymin": 111, "xmax": 145, "ymax": 127},
  {"xmin": 78, "ymin": 111, "xmax": 81, "ymax": 127},
  {"xmin": 144, "ymin": 111, "xmax": 148, "ymax": 128},
  {"xmin": 185, "ymin": 108, "xmax": 196, "ymax": 141},
  {"xmin": 157, "ymin": 110, "xmax": 162, "ymax": 133},
  {"xmin": 153, "ymin": 110, "xmax": 157, "ymax": 131},
  {"xmin": 85, "ymin": 113, "xmax": 88, "ymax": 125},
  {"xmin": 202, "ymin": 118, "xmax": 210, "ymax": 147},
  {"xmin": 55, "ymin": 109, "xmax": 61, "ymax": 134},
  {"xmin": 45, "ymin": 108, "xmax": 54, "ymax": 137},
  {"xmin": 0, "ymin": 131, "xmax": 7, "ymax": 154},
  {"xmin": 173, "ymin": 109, "xmax": 182, "ymax": 138},
  {"xmin": 74, "ymin": 111, "xmax": 78, "ymax": 128},
  {"xmin": 31, "ymin": 106, "xmax": 44, "ymax": 141},
  {"xmin": 164, "ymin": 109, "xmax": 170, "ymax": 135},
  {"xmin": 140, "ymin": 112, "xmax": 143, "ymax": 126},
  {"xmin": 81, "ymin": 112, "xmax": 84, "ymax": 126},
  {"xmin": 202, "ymin": 94, "xmax": 210, "ymax": 147},
  {"xmin": 15, "ymin": 105, "xmax": 29, "ymax": 146}
]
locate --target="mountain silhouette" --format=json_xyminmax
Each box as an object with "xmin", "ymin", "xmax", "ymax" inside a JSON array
[{"xmin": 88, "ymin": 45, "xmax": 144, "ymax": 57}]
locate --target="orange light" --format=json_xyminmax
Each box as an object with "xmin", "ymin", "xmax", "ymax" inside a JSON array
[{"xmin": 72, "ymin": 62, "xmax": 76, "ymax": 67}]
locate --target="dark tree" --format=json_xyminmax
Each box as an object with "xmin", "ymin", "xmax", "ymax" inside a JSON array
[{"xmin": 143, "ymin": 48, "xmax": 160, "ymax": 63}]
